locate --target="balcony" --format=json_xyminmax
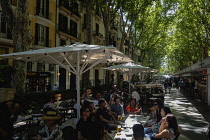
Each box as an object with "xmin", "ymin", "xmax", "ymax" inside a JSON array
[
  {"xmin": 95, "ymin": 12, "xmax": 102, "ymax": 21},
  {"xmin": 57, "ymin": 30, "xmax": 81, "ymax": 42},
  {"xmin": 93, "ymin": 31, "xmax": 103, "ymax": 40},
  {"xmin": 59, "ymin": 1, "xmax": 80, "ymax": 20},
  {"xmin": 82, "ymin": 24, "xmax": 87, "ymax": 32},
  {"xmin": 110, "ymin": 25, "xmax": 117, "ymax": 34},
  {"xmin": 35, "ymin": 7, "xmax": 53, "ymax": 21},
  {"xmin": 68, "ymin": 30, "xmax": 81, "ymax": 40}
]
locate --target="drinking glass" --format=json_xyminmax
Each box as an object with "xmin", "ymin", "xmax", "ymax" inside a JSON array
[
  {"xmin": 118, "ymin": 115, "xmax": 122, "ymax": 121},
  {"xmin": 117, "ymin": 125, "xmax": 121, "ymax": 132}
]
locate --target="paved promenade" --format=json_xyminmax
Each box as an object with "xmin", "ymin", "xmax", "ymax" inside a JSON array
[{"xmin": 164, "ymin": 88, "xmax": 210, "ymax": 140}]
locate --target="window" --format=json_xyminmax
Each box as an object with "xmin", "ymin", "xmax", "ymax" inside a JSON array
[
  {"xmin": 11, "ymin": 0, "xmax": 17, "ymax": 6},
  {"xmin": 36, "ymin": 0, "xmax": 49, "ymax": 19},
  {"xmin": 70, "ymin": 2, "xmax": 79, "ymax": 16},
  {"xmin": 27, "ymin": 62, "xmax": 32, "ymax": 71},
  {"xmin": 49, "ymin": 64, "xmax": 54, "ymax": 71},
  {"xmin": 125, "ymin": 48, "xmax": 128, "ymax": 55},
  {"xmin": 0, "ymin": 15, "xmax": 7, "ymax": 35},
  {"xmin": 96, "ymin": 5, "xmax": 101, "ymax": 17},
  {"xmin": 83, "ymin": 14, "xmax": 86, "ymax": 29},
  {"xmin": 59, "ymin": 14, "xmax": 68, "ymax": 33},
  {"xmin": 37, "ymin": 62, "xmax": 45, "ymax": 71},
  {"xmin": 70, "ymin": 20, "xmax": 78, "ymax": 38},
  {"xmin": 38, "ymin": 25, "xmax": 46, "ymax": 46},
  {"xmin": 96, "ymin": 23, "xmax": 99, "ymax": 34},
  {"xmin": 59, "ymin": 0, "xmax": 70, "ymax": 10},
  {"xmin": 60, "ymin": 39, "xmax": 66, "ymax": 46},
  {"xmin": 0, "ymin": 48, "xmax": 8, "ymax": 55},
  {"xmin": 35, "ymin": 23, "xmax": 49, "ymax": 47},
  {"xmin": 0, "ymin": 48, "xmax": 9, "ymax": 65}
]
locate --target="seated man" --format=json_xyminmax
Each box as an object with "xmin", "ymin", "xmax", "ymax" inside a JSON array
[
  {"xmin": 96, "ymin": 100, "xmax": 117, "ymax": 130},
  {"xmin": 88, "ymin": 102, "xmax": 97, "ymax": 120},
  {"xmin": 76, "ymin": 106, "xmax": 104, "ymax": 140},
  {"xmin": 133, "ymin": 124, "xmax": 145, "ymax": 140},
  {"xmin": 0, "ymin": 100, "xmax": 20, "ymax": 139},
  {"xmin": 76, "ymin": 106, "xmax": 92, "ymax": 140},
  {"xmin": 110, "ymin": 97, "xmax": 124, "ymax": 116},
  {"xmin": 93, "ymin": 92, "xmax": 105, "ymax": 106}
]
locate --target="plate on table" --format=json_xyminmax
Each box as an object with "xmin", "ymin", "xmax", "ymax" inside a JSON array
[
  {"xmin": 125, "ymin": 131, "xmax": 133, "ymax": 136},
  {"xmin": 129, "ymin": 114, "xmax": 135, "ymax": 118}
]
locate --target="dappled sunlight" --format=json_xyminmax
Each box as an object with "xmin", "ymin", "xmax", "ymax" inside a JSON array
[
  {"xmin": 179, "ymin": 123, "xmax": 206, "ymax": 134},
  {"xmin": 164, "ymin": 90, "xmax": 209, "ymax": 139}
]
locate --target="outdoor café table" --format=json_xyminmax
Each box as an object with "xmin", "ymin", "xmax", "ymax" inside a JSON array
[
  {"xmin": 109, "ymin": 114, "xmax": 150, "ymax": 140},
  {"xmin": 14, "ymin": 115, "xmax": 33, "ymax": 128},
  {"xmin": 61, "ymin": 118, "xmax": 79, "ymax": 130},
  {"xmin": 57, "ymin": 107, "xmax": 74, "ymax": 121},
  {"xmin": 152, "ymin": 94, "xmax": 163, "ymax": 97},
  {"xmin": 149, "ymin": 97, "xmax": 158, "ymax": 101},
  {"xmin": 32, "ymin": 113, "xmax": 43, "ymax": 120}
]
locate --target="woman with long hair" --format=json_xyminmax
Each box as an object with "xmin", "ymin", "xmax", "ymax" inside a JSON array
[
  {"xmin": 126, "ymin": 98, "xmax": 141, "ymax": 115},
  {"xmin": 145, "ymin": 107, "xmax": 172, "ymax": 139},
  {"xmin": 154, "ymin": 114, "xmax": 180, "ymax": 140}
]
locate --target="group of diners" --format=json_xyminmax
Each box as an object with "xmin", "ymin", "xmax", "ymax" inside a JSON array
[
  {"xmin": 0, "ymin": 86, "xmax": 180, "ymax": 140},
  {"xmin": 75, "ymin": 88, "xmax": 180, "ymax": 140},
  {"xmin": 143, "ymin": 98, "xmax": 180, "ymax": 140}
]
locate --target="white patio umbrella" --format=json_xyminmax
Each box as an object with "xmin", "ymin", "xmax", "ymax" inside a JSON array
[
  {"xmin": 103, "ymin": 62, "xmax": 149, "ymax": 93},
  {"xmin": 0, "ymin": 43, "xmax": 133, "ymax": 120}
]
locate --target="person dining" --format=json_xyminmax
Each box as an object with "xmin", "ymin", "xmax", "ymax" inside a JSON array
[
  {"xmin": 151, "ymin": 99, "xmax": 164, "ymax": 123},
  {"xmin": 96, "ymin": 99, "xmax": 117, "ymax": 130},
  {"xmin": 88, "ymin": 102, "xmax": 97, "ymax": 120},
  {"xmin": 144, "ymin": 107, "xmax": 172, "ymax": 139},
  {"xmin": 93, "ymin": 92, "xmax": 104, "ymax": 106},
  {"xmin": 37, "ymin": 110, "xmax": 63, "ymax": 140},
  {"xmin": 76, "ymin": 106, "xmax": 92, "ymax": 140},
  {"xmin": 133, "ymin": 124, "xmax": 145, "ymax": 140},
  {"xmin": 110, "ymin": 97, "xmax": 124, "ymax": 116},
  {"xmin": 0, "ymin": 100, "xmax": 20, "ymax": 139},
  {"xmin": 126, "ymin": 98, "xmax": 141, "ymax": 115},
  {"xmin": 81, "ymin": 88, "xmax": 93, "ymax": 101},
  {"xmin": 153, "ymin": 114, "xmax": 180, "ymax": 140}
]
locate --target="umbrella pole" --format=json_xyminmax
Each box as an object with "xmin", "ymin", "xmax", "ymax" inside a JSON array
[
  {"xmin": 129, "ymin": 81, "xmax": 130, "ymax": 93},
  {"xmin": 76, "ymin": 52, "xmax": 81, "ymax": 121}
]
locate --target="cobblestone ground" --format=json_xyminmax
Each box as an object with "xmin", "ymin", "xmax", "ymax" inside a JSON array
[{"xmin": 164, "ymin": 88, "xmax": 210, "ymax": 140}]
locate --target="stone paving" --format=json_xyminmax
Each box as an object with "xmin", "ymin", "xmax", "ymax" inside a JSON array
[{"xmin": 164, "ymin": 88, "xmax": 210, "ymax": 140}]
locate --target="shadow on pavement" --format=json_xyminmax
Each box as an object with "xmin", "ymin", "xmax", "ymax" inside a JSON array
[{"xmin": 164, "ymin": 88, "xmax": 209, "ymax": 140}]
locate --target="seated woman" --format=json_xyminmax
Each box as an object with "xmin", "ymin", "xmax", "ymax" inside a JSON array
[
  {"xmin": 147, "ymin": 99, "xmax": 164, "ymax": 126},
  {"xmin": 145, "ymin": 107, "xmax": 172, "ymax": 138},
  {"xmin": 126, "ymin": 98, "xmax": 141, "ymax": 115},
  {"xmin": 154, "ymin": 114, "xmax": 180, "ymax": 140},
  {"xmin": 37, "ymin": 110, "xmax": 62, "ymax": 140}
]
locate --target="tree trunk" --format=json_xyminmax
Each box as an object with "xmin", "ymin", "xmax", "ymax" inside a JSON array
[
  {"xmin": 0, "ymin": 0, "xmax": 32, "ymax": 93},
  {"xmin": 81, "ymin": 0, "xmax": 93, "ymax": 89}
]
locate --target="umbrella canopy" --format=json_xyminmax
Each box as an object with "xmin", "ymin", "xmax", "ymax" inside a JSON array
[
  {"xmin": 0, "ymin": 43, "xmax": 133, "ymax": 119},
  {"xmin": 103, "ymin": 62, "xmax": 149, "ymax": 92}
]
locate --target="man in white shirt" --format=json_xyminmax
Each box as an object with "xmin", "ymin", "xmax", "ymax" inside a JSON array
[{"xmin": 131, "ymin": 88, "xmax": 140, "ymax": 103}]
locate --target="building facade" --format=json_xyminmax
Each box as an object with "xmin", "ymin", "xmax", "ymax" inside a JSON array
[{"xmin": 0, "ymin": 0, "xmax": 139, "ymax": 92}]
